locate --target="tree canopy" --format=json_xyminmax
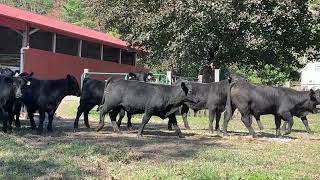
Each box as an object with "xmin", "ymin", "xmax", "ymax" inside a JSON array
[{"xmin": 87, "ymin": 0, "xmax": 319, "ymax": 84}]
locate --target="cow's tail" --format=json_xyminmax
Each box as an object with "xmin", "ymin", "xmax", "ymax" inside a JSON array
[
  {"xmin": 224, "ymin": 80, "xmax": 237, "ymax": 122},
  {"xmin": 98, "ymin": 77, "xmax": 113, "ymax": 111}
]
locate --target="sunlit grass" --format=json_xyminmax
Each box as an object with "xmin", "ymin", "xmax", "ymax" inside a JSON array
[{"xmin": 1, "ymin": 99, "xmax": 320, "ymax": 179}]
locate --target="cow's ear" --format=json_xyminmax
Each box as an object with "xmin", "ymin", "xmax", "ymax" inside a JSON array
[
  {"xmin": 27, "ymin": 72, "xmax": 34, "ymax": 78},
  {"xmin": 4, "ymin": 77, "xmax": 13, "ymax": 84},
  {"xmin": 228, "ymin": 76, "xmax": 232, "ymax": 83},
  {"xmin": 66, "ymin": 74, "xmax": 71, "ymax": 79},
  {"xmin": 14, "ymin": 71, "xmax": 19, "ymax": 77},
  {"xmin": 181, "ymin": 82, "xmax": 189, "ymax": 95}
]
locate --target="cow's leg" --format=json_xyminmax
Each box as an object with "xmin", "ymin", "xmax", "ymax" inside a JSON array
[
  {"xmin": 194, "ymin": 110, "xmax": 198, "ymax": 117},
  {"xmin": 1, "ymin": 108, "xmax": 8, "ymax": 132},
  {"xmin": 281, "ymin": 121, "xmax": 288, "ymax": 131},
  {"xmin": 215, "ymin": 111, "xmax": 222, "ymax": 132},
  {"xmin": 280, "ymin": 112, "xmax": 293, "ymax": 135},
  {"xmin": 137, "ymin": 113, "xmax": 152, "ymax": 137},
  {"xmin": 127, "ymin": 113, "xmax": 133, "ymax": 131},
  {"xmin": 47, "ymin": 110, "xmax": 56, "ymax": 132},
  {"xmin": 168, "ymin": 114, "xmax": 184, "ymax": 138},
  {"xmin": 208, "ymin": 109, "xmax": 215, "ymax": 133},
  {"xmin": 275, "ymin": 115, "xmax": 282, "ymax": 137},
  {"xmin": 223, "ymin": 105, "xmax": 236, "ymax": 136},
  {"xmin": 37, "ymin": 111, "xmax": 46, "ymax": 134},
  {"xmin": 255, "ymin": 115, "xmax": 264, "ymax": 130},
  {"xmin": 97, "ymin": 105, "xmax": 111, "ymax": 132},
  {"xmin": 116, "ymin": 109, "xmax": 125, "ymax": 127},
  {"xmin": 14, "ymin": 101, "xmax": 22, "ymax": 128},
  {"xmin": 167, "ymin": 120, "xmax": 173, "ymax": 130},
  {"xmin": 109, "ymin": 108, "xmax": 121, "ymax": 132},
  {"xmin": 28, "ymin": 110, "xmax": 36, "ymax": 129},
  {"xmin": 301, "ymin": 116, "xmax": 313, "ymax": 134},
  {"xmin": 181, "ymin": 104, "xmax": 190, "ymax": 130},
  {"xmin": 7, "ymin": 111, "xmax": 14, "ymax": 133},
  {"xmin": 83, "ymin": 103, "xmax": 95, "ymax": 128},
  {"xmin": 241, "ymin": 113, "xmax": 257, "ymax": 138},
  {"xmin": 74, "ymin": 102, "xmax": 86, "ymax": 129}
]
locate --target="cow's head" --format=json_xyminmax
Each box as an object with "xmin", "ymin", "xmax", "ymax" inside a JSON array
[
  {"xmin": 310, "ymin": 89, "xmax": 320, "ymax": 103},
  {"xmin": 173, "ymin": 81, "xmax": 198, "ymax": 105},
  {"xmin": 128, "ymin": 72, "xmax": 155, "ymax": 82},
  {"xmin": 145, "ymin": 73, "xmax": 155, "ymax": 82},
  {"xmin": 11, "ymin": 72, "xmax": 33, "ymax": 98},
  {"xmin": 128, "ymin": 72, "xmax": 138, "ymax": 80},
  {"xmin": 66, "ymin": 74, "xmax": 81, "ymax": 97}
]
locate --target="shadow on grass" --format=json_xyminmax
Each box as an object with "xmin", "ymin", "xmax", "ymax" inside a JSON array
[
  {"xmin": 8, "ymin": 117, "xmax": 225, "ymax": 162},
  {"xmin": 226, "ymin": 130, "xmax": 297, "ymax": 139}
]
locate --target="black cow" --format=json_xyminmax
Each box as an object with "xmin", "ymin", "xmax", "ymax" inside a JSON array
[
  {"xmin": 97, "ymin": 78, "xmax": 197, "ymax": 137},
  {"xmin": 74, "ymin": 72, "xmax": 154, "ymax": 129},
  {"xmin": 223, "ymin": 76, "xmax": 320, "ymax": 137},
  {"xmin": 167, "ymin": 80, "xmax": 235, "ymax": 132},
  {"xmin": 167, "ymin": 80, "xmax": 265, "ymax": 133},
  {"xmin": 14, "ymin": 75, "xmax": 81, "ymax": 133},
  {"xmin": 0, "ymin": 74, "xmax": 32, "ymax": 132}
]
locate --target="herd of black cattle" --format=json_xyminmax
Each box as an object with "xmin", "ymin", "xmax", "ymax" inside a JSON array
[{"xmin": 1, "ymin": 68, "xmax": 320, "ymax": 138}]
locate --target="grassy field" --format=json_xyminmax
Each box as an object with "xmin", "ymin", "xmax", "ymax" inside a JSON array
[{"xmin": 1, "ymin": 98, "xmax": 320, "ymax": 179}]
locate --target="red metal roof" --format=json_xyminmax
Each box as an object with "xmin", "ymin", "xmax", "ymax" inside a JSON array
[{"xmin": 0, "ymin": 4, "xmax": 131, "ymax": 50}]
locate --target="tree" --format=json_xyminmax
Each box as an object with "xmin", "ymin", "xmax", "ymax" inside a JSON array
[
  {"xmin": 62, "ymin": 0, "xmax": 97, "ymax": 28},
  {"xmin": 87, "ymin": 0, "xmax": 317, "ymax": 84},
  {"xmin": 0, "ymin": 0, "xmax": 53, "ymax": 14}
]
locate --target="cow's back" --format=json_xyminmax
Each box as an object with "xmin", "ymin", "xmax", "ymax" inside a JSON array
[{"xmin": 106, "ymin": 79, "xmax": 173, "ymax": 114}]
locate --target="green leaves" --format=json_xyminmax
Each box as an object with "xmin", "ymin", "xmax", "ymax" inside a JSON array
[
  {"xmin": 62, "ymin": 0, "xmax": 97, "ymax": 28},
  {"xmin": 0, "ymin": 0, "xmax": 53, "ymax": 14},
  {"xmin": 87, "ymin": 0, "xmax": 316, "ymax": 82}
]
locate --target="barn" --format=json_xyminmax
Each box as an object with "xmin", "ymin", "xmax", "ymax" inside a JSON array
[
  {"xmin": 0, "ymin": 4, "xmax": 144, "ymax": 82},
  {"xmin": 300, "ymin": 61, "xmax": 320, "ymax": 90}
]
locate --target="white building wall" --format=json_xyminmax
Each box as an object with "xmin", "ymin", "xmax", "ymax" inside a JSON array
[{"xmin": 300, "ymin": 62, "xmax": 320, "ymax": 90}]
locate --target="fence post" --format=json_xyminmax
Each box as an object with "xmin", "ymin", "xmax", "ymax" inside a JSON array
[
  {"xmin": 81, "ymin": 69, "xmax": 89, "ymax": 89},
  {"xmin": 214, "ymin": 69, "xmax": 220, "ymax": 82},
  {"xmin": 167, "ymin": 71, "xmax": 172, "ymax": 85}
]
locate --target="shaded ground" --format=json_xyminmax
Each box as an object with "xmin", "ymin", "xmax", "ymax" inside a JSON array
[{"xmin": 1, "ymin": 98, "xmax": 320, "ymax": 179}]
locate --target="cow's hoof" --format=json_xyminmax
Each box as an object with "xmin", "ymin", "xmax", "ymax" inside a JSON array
[
  {"xmin": 222, "ymin": 132, "xmax": 228, "ymax": 137},
  {"xmin": 307, "ymin": 131, "xmax": 314, "ymax": 135},
  {"xmin": 215, "ymin": 130, "xmax": 222, "ymax": 136},
  {"xmin": 137, "ymin": 134, "xmax": 143, "ymax": 138},
  {"xmin": 284, "ymin": 131, "xmax": 291, "ymax": 135},
  {"xmin": 84, "ymin": 121, "xmax": 90, "ymax": 128},
  {"xmin": 185, "ymin": 126, "xmax": 191, "ymax": 130},
  {"xmin": 47, "ymin": 128, "xmax": 53, "ymax": 133},
  {"xmin": 37, "ymin": 130, "xmax": 43, "ymax": 135},
  {"xmin": 178, "ymin": 134, "xmax": 185, "ymax": 138},
  {"xmin": 73, "ymin": 123, "xmax": 78, "ymax": 129},
  {"xmin": 15, "ymin": 123, "xmax": 21, "ymax": 128},
  {"xmin": 96, "ymin": 125, "xmax": 104, "ymax": 132},
  {"xmin": 127, "ymin": 127, "xmax": 134, "ymax": 131},
  {"xmin": 31, "ymin": 125, "xmax": 37, "ymax": 130},
  {"xmin": 114, "ymin": 130, "xmax": 122, "ymax": 134},
  {"xmin": 252, "ymin": 134, "xmax": 258, "ymax": 138}
]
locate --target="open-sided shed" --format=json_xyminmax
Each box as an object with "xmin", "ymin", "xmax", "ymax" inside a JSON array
[{"xmin": 0, "ymin": 4, "xmax": 144, "ymax": 82}]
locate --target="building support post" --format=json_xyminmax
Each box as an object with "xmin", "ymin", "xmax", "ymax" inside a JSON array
[
  {"xmin": 52, "ymin": 33, "xmax": 56, "ymax": 53},
  {"xmin": 119, "ymin": 49, "xmax": 122, "ymax": 64},
  {"xmin": 78, "ymin": 40, "xmax": 82, "ymax": 57},
  {"xmin": 133, "ymin": 52, "xmax": 137, "ymax": 66},
  {"xmin": 100, "ymin": 44, "xmax": 104, "ymax": 60},
  {"xmin": 20, "ymin": 24, "xmax": 30, "ymax": 73}
]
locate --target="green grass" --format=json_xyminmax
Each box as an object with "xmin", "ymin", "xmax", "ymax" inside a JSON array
[{"xmin": 1, "ymin": 99, "xmax": 320, "ymax": 179}]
